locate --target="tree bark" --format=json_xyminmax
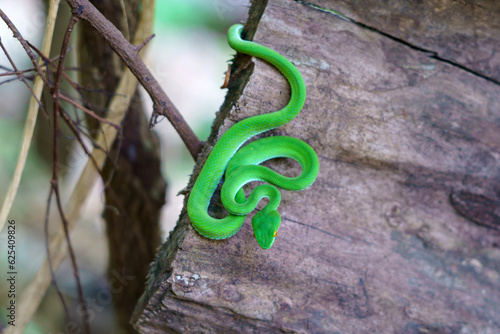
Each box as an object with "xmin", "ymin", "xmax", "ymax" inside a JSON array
[
  {"xmin": 78, "ymin": 0, "xmax": 166, "ymax": 332},
  {"xmin": 133, "ymin": 0, "xmax": 500, "ymax": 332}
]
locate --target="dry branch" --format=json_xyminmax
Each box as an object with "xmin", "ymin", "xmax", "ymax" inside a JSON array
[
  {"xmin": 47, "ymin": 15, "xmax": 91, "ymax": 333},
  {"xmin": 64, "ymin": 0, "xmax": 204, "ymax": 159},
  {"xmin": 0, "ymin": 39, "xmax": 45, "ymax": 116}
]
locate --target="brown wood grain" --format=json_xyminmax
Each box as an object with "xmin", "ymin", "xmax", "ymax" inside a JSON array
[{"xmin": 133, "ymin": 0, "xmax": 500, "ymax": 332}]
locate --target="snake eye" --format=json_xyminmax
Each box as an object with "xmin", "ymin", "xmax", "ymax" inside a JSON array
[{"xmin": 273, "ymin": 231, "xmax": 277, "ymax": 238}]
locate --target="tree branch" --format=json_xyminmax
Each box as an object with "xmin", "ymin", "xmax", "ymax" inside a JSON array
[
  {"xmin": 0, "ymin": 12, "xmax": 46, "ymax": 116},
  {"xmin": 0, "ymin": 9, "xmax": 51, "ymax": 88},
  {"xmin": 64, "ymin": 0, "xmax": 204, "ymax": 159},
  {"xmin": 50, "ymin": 15, "xmax": 91, "ymax": 334}
]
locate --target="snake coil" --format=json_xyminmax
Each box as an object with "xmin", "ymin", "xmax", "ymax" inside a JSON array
[{"xmin": 187, "ymin": 24, "xmax": 319, "ymax": 249}]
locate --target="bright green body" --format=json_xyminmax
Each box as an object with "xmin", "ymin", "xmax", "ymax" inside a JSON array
[{"xmin": 187, "ymin": 24, "xmax": 319, "ymax": 249}]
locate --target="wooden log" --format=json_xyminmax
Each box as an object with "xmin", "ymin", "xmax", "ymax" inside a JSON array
[{"xmin": 132, "ymin": 0, "xmax": 500, "ymax": 332}]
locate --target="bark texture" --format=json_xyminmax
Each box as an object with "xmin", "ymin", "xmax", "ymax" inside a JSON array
[
  {"xmin": 78, "ymin": 0, "xmax": 166, "ymax": 332},
  {"xmin": 133, "ymin": 0, "xmax": 500, "ymax": 332}
]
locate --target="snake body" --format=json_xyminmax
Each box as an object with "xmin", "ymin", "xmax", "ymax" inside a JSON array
[{"xmin": 187, "ymin": 24, "xmax": 319, "ymax": 249}]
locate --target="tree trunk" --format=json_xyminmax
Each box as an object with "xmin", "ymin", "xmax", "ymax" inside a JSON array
[
  {"xmin": 78, "ymin": 1, "xmax": 166, "ymax": 332},
  {"xmin": 132, "ymin": 0, "xmax": 500, "ymax": 332}
]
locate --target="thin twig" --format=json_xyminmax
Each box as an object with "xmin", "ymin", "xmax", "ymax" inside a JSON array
[
  {"xmin": 59, "ymin": 107, "xmax": 106, "ymax": 179},
  {"xmin": 0, "ymin": 54, "xmax": 61, "ymax": 77},
  {"xmin": 44, "ymin": 190, "xmax": 71, "ymax": 322},
  {"xmin": 60, "ymin": 94, "xmax": 120, "ymax": 129},
  {"xmin": 0, "ymin": 38, "xmax": 47, "ymax": 116},
  {"xmin": 136, "ymin": 33, "xmax": 155, "ymax": 52},
  {"xmin": 0, "ymin": 68, "xmax": 36, "ymax": 78},
  {"xmin": 52, "ymin": 184, "xmax": 89, "ymax": 332},
  {"xmin": 50, "ymin": 15, "xmax": 91, "ymax": 334},
  {"xmin": 0, "ymin": 9, "xmax": 52, "ymax": 88},
  {"xmin": 0, "ymin": 76, "xmax": 31, "ymax": 86}
]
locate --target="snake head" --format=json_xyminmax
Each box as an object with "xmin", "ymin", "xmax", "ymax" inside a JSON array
[{"xmin": 252, "ymin": 209, "xmax": 281, "ymax": 249}]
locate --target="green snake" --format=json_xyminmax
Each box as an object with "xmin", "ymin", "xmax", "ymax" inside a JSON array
[{"xmin": 187, "ymin": 24, "xmax": 319, "ymax": 249}]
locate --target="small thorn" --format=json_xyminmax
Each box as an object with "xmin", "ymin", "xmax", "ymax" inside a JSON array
[{"xmin": 220, "ymin": 64, "xmax": 231, "ymax": 89}]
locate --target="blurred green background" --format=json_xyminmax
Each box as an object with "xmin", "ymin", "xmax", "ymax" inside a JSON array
[{"xmin": 0, "ymin": 0, "xmax": 248, "ymax": 332}]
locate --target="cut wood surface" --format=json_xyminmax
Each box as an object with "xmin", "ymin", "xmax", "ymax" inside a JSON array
[{"xmin": 132, "ymin": 0, "xmax": 500, "ymax": 332}]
